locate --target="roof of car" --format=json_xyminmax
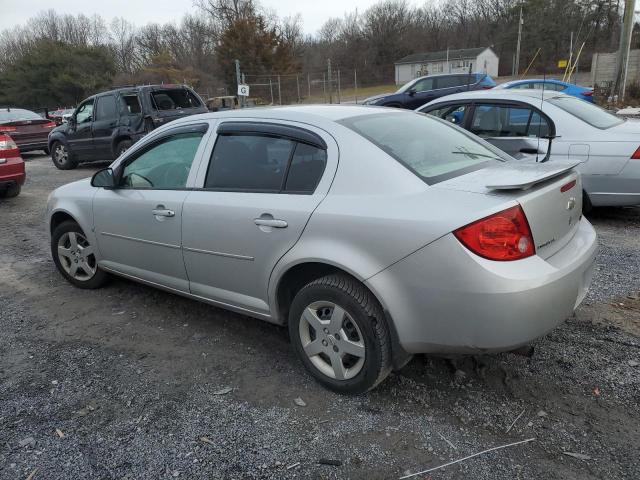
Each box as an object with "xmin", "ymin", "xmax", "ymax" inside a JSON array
[
  {"xmin": 424, "ymin": 89, "xmax": 569, "ymax": 105},
  {"xmin": 159, "ymin": 104, "xmax": 410, "ymax": 129}
]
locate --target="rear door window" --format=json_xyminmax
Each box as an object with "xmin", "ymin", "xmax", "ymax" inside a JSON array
[
  {"xmin": 205, "ymin": 133, "xmax": 327, "ymax": 193},
  {"xmin": 471, "ymin": 104, "xmax": 550, "ymax": 138},
  {"xmin": 95, "ymin": 95, "xmax": 117, "ymax": 121},
  {"xmin": 435, "ymin": 76, "xmax": 460, "ymax": 89},
  {"xmin": 151, "ymin": 89, "xmax": 203, "ymax": 110}
]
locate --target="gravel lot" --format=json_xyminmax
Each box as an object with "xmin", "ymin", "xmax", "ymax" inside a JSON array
[{"xmin": 1, "ymin": 153, "xmax": 639, "ymax": 480}]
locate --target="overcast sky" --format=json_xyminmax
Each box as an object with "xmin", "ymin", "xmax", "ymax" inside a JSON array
[{"xmin": 0, "ymin": 0, "xmax": 420, "ymax": 35}]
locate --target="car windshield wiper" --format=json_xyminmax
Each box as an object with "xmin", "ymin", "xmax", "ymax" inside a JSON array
[{"xmin": 451, "ymin": 150, "xmax": 504, "ymax": 161}]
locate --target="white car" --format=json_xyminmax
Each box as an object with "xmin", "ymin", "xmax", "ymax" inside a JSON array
[{"xmin": 418, "ymin": 90, "xmax": 640, "ymax": 209}]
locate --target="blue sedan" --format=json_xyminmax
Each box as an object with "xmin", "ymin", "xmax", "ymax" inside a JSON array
[{"xmin": 495, "ymin": 79, "xmax": 594, "ymax": 102}]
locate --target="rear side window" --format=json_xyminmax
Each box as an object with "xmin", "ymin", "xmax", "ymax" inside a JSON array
[
  {"xmin": 122, "ymin": 95, "xmax": 142, "ymax": 114},
  {"xmin": 205, "ymin": 134, "xmax": 327, "ymax": 193},
  {"xmin": 470, "ymin": 105, "xmax": 550, "ymax": 138},
  {"xmin": 151, "ymin": 89, "xmax": 202, "ymax": 110},
  {"xmin": 340, "ymin": 112, "xmax": 506, "ymax": 185},
  {"xmin": 436, "ymin": 76, "xmax": 461, "ymax": 89},
  {"xmin": 95, "ymin": 95, "xmax": 117, "ymax": 120}
]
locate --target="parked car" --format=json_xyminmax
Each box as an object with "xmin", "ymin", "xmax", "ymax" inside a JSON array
[
  {"xmin": 47, "ymin": 84, "xmax": 208, "ymax": 170},
  {"xmin": 418, "ymin": 90, "xmax": 640, "ymax": 209},
  {"xmin": 0, "ymin": 107, "xmax": 56, "ymax": 154},
  {"xmin": 206, "ymin": 95, "xmax": 239, "ymax": 112},
  {"xmin": 362, "ymin": 73, "xmax": 496, "ymax": 109},
  {"xmin": 0, "ymin": 133, "xmax": 25, "ymax": 198},
  {"xmin": 49, "ymin": 108, "xmax": 76, "ymax": 125},
  {"xmin": 495, "ymin": 79, "xmax": 594, "ymax": 102},
  {"xmin": 47, "ymin": 105, "xmax": 597, "ymax": 393}
]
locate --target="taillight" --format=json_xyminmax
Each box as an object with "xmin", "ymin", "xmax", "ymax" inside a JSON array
[
  {"xmin": 561, "ymin": 179, "xmax": 577, "ymax": 192},
  {"xmin": 631, "ymin": 146, "xmax": 640, "ymax": 159},
  {"xmin": 581, "ymin": 90, "xmax": 593, "ymax": 97},
  {"xmin": 41, "ymin": 121, "xmax": 56, "ymax": 128},
  {"xmin": 453, "ymin": 205, "xmax": 535, "ymax": 261},
  {"xmin": 0, "ymin": 125, "xmax": 17, "ymax": 132},
  {"xmin": 0, "ymin": 134, "xmax": 20, "ymax": 159}
]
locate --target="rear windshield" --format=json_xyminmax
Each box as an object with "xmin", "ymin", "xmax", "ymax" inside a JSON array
[
  {"xmin": 150, "ymin": 88, "xmax": 203, "ymax": 111},
  {"xmin": 548, "ymin": 96, "xmax": 623, "ymax": 129},
  {"xmin": 0, "ymin": 109, "xmax": 42, "ymax": 122},
  {"xmin": 340, "ymin": 112, "xmax": 506, "ymax": 184}
]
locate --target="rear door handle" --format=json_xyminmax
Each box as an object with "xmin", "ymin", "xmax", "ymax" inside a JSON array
[
  {"xmin": 254, "ymin": 218, "xmax": 287, "ymax": 228},
  {"xmin": 152, "ymin": 207, "xmax": 175, "ymax": 217}
]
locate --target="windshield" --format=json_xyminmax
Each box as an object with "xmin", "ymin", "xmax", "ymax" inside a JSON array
[
  {"xmin": 0, "ymin": 109, "xmax": 42, "ymax": 122},
  {"xmin": 340, "ymin": 112, "xmax": 507, "ymax": 184},
  {"xmin": 548, "ymin": 96, "xmax": 623, "ymax": 129}
]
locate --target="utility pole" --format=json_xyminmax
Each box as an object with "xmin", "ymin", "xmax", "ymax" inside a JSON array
[
  {"xmin": 296, "ymin": 74, "xmax": 300, "ymax": 103},
  {"xmin": 614, "ymin": 0, "xmax": 636, "ymax": 101},
  {"xmin": 514, "ymin": 6, "xmax": 523, "ymax": 76},
  {"xmin": 327, "ymin": 59, "xmax": 333, "ymax": 104},
  {"xmin": 337, "ymin": 70, "xmax": 341, "ymax": 104},
  {"xmin": 569, "ymin": 31, "xmax": 573, "ymax": 84},
  {"xmin": 234, "ymin": 59, "xmax": 243, "ymax": 108},
  {"xmin": 277, "ymin": 75, "xmax": 282, "ymax": 105},
  {"xmin": 354, "ymin": 69, "xmax": 358, "ymax": 104}
]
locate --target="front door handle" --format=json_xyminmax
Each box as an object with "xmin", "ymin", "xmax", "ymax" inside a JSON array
[
  {"xmin": 152, "ymin": 206, "xmax": 175, "ymax": 217},
  {"xmin": 254, "ymin": 218, "xmax": 287, "ymax": 228}
]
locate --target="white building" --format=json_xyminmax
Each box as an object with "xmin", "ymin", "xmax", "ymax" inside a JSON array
[{"xmin": 394, "ymin": 47, "xmax": 499, "ymax": 85}]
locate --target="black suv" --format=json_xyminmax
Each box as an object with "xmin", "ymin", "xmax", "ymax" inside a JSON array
[
  {"xmin": 48, "ymin": 84, "xmax": 208, "ymax": 169},
  {"xmin": 362, "ymin": 73, "xmax": 496, "ymax": 110}
]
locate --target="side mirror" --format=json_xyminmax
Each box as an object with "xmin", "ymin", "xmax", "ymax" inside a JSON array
[
  {"xmin": 407, "ymin": 88, "xmax": 416, "ymax": 96},
  {"xmin": 91, "ymin": 168, "xmax": 115, "ymax": 188}
]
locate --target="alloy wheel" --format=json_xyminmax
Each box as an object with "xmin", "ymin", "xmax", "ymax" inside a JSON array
[
  {"xmin": 54, "ymin": 144, "xmax": 68, "ymax": 165},
  {"xmin": 57, "ymin": 231, "xmax": 97, "ymax": 281},
  {"xmin": 298, "ymin": 301, "xmax": 366, "ymax": 380}
]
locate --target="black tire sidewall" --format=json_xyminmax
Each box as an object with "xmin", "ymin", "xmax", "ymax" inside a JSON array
[
  {"xmin": 116, "ymin": 140, "xmax": 132, "ymax": 157},
  {"xmin": 289, "ymin": 283, "xmax": 384, "ymax": 394},
  {"xmin": 51, "ymin": 221, "xmax": 107, "ymax": 289},
  {"xmin": 51, "ymin": 141, "xmax": 76, "ymax": 170}
]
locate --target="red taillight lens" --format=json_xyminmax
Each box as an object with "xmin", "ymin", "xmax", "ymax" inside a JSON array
[
  {"xmin": 561, "ymin": 179, "xmax": 577, "ymax": 192},
  {"xmin": 581, "ymin": 90, "xmax": 593, "ymax": 97},
  {"xmin": 41, "ymin": 121, "xmax": 56, "ymax": 128},
  {"xmin": 631, "ymin": 146, "xmax": 640, "ymax": 159},
  {"xmin": 0, "ymin": 134, "xmax": 20, "ymax": 159},
  {"xmin": 0, "ymin": 125, "xmax": 17, "ymax": 132},
  {"xmin": 454, "ymin": 205, "xmax": 535, "ymax": 261}
]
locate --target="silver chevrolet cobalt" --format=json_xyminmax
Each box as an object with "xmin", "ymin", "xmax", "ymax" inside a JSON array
[{"xmin": 47, "ymin": 106, "xmax": 597, "ymax": 393}]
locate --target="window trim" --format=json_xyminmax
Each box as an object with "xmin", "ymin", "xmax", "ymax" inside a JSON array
[
  {"xmin": 202, "ymin": 127, "xmax": 328, "ymax": 195},
  {"xmin": 114, "ymin": 123, "xmax": 209, "ymax": 190}
]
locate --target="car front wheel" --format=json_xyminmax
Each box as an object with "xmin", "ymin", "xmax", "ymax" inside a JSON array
[
  {"xmin": 51, "ymin": 221, "xmax": 108, "ymax": 289},
  {"xmin": 51, "ymin": 142, "xmax": 77, "ymax": 170},
  {"xmin": 288, "ymin": 274, "xmax": 392, "ymax": 394}
]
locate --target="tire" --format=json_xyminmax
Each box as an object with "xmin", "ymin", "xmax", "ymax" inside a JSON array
[
  {"xmin": 288, "ymin": 274, "xmax": 392, "ymax": 394},
  {"xmin": 43, "ymin": 147, "xmax": 50, "ymax": 155},
  {"xmin": 115, "ymin": 139, "xmax": 132, "ymax": 158},
  {"xmin": 51, "ymin": 141, "xmax": 77, "ymax": 170},
  {"xmin": 582, "ymin": 189, "xmax": 593, "ymax": 214},
  {"xmin": 51, "ymin": 220, "xmax": 109, "ymax": 289},
  {"xmin": 0, "ymin": 183, "xmax": 21, "ymax": 198}
]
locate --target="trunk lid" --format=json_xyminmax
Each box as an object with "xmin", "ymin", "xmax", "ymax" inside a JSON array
[{"xmin": 436, "ymin": 161, "xmax": 583, "ymax": 259}]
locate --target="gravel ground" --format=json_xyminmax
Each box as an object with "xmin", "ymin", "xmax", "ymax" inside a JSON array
[{"xmin": 1, "ymin": 153, "xmax": 639, "ymax": 480}]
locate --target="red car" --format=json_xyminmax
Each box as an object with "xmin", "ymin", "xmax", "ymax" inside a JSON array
[
  {"xmin": 0, "ymin": 108, "xmax": 56, "ymax": 154},
  {"xmin": 0, "ymin": 133, "xmax": 25, "ymax": 198}
]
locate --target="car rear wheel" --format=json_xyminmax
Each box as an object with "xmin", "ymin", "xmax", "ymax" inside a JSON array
[
  {"xmin": 51, "ymin": 142, "xmax": 77, "ymax": 170},
  {"xmin": 0, "ymin": 183, "xmax": 21, "ymax": 198},
  {"xmin": 51, "ymin": 221, "xmax": 108, "ymax": 289},
  {"xmin": 288, "ymin": 274, "xmax": 392, "ymax": 394},
  {"xmin": 115, "ymin": 139, "xmax": 132, "ymax": 158}
]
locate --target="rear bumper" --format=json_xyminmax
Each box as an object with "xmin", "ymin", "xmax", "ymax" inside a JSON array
[
  {"xmin": 584, "ymin": 160, "xmax": 640, "ymax": 207},
  {"xmin": 0, "ymin": 157, "xmax": 26, "ymax": 186},
  {"xmin": 366, "ymin": 217, "xmax": 597, "ymax": 354}
]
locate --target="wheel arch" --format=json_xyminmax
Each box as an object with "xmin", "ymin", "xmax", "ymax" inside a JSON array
[
  {"xmin": 49, "ymin": 209, "xmax": 80, "ymax": 235},
  {"xmin": 111, "ymin": 134, "xmax": 133, "ymax": 156},
  {"xmin": 272, "ymin": 260, "xmax": 412, "ymax": 370}
]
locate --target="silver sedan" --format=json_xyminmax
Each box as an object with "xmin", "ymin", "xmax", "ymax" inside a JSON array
[
  {"xmin": 418, "ymin": 90, "xmax": 640, "ymax": 209},
  {"xmin": 46, "ymin": 106, "xmax": 597, "ymax": 393}
]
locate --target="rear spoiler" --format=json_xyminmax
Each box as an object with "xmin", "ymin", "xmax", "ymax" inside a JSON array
[{"xmin": 485, "ymin": 161, "xmax": 580, "ymax": 191}]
